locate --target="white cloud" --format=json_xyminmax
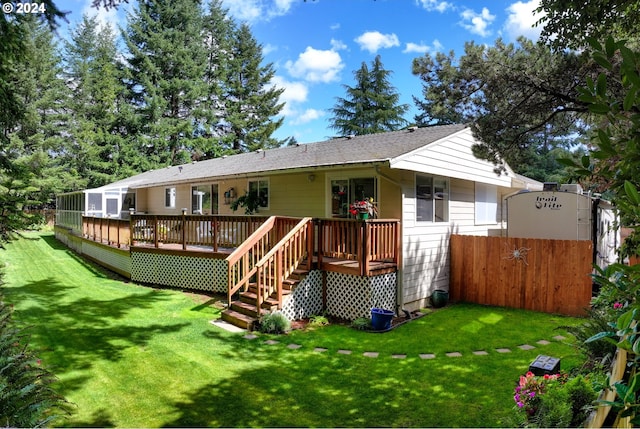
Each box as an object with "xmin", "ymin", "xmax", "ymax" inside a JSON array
[
  {"xmin": 291, "ymin": 108, "xmax": 325, "ymax": 125},
  {"xmin": 330, "ymin": 39, "xmax": 347, "ymax": 51},
  {"xmin": 81, "ymin": 0, "xmax": 120, "ymax": 33},
  {"xmin": 403, "ymin": 39, "xmax": 444, "ymax": 54},
  {"xmin": 504, "ymin": 0, "xmax": 544, "ymax": 41},
  {"xmin": 285, "ymin": 47, "xmax": 344, "ymax": 83},
  {"xmin": 271, "ymin": 76, "xmax": 308, "ymax": 104},
  {"xmin": 416, "ymin": 0, "xmax": 453, "ymax": 13},
  {"xmin": 222, "ymin": 0, "xmax": 295, "ymax": 23},
  {"xmin": 262, "ymin": 43, "xmax": 278, "ymax": 56},
  {"xmin": 460, "ymin": 7, "xmax": 496, "ymax": 37},
  {"xmin": 354, "ymin": 31, "xmax": 400, "ymax": 54}
]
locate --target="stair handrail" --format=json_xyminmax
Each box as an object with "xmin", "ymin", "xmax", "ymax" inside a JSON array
[
  {"xmin": 225, "ymin": 216, "xmax": 277, "ymax": 306},
  {"xmin": 254, "ymin": 217, "xmax": 313, "ymax": 317}
]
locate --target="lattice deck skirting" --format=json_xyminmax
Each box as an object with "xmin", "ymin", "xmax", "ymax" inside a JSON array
[
  {"xmin": 131, "ymin": 251, "xmax": 227, "ymax": 293},
  {"xmin": 326, "ymin": 271, "xmax": 397, "ymax": 320},
  {"xmin": 54, "ymin": 229, "xmax": 398, "ymax": 320}
]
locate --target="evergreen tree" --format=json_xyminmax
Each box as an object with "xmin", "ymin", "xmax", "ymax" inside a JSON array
[
  {"xmin": 411, "ymin": 37, "xmax": 594, "ymax": 176},
  {"xmin": 222, "ymin": 23, "xmax": 285, "ymax": 152},
  {"xmin": 64, "ymin": 16, "xmax": 132, "ymax": 188},
  {"xmin": 329, "ymin": 55, "xmax": 408, "ymax": 136},
  {"xmin": 122, "ymin": 0, "xmax": 208, "ymax": 166},
  {"xmin": 195, "ymin": 0, "xmax": 233, "ymax": 159},
  {"xmin": 4, "ymin": 16, "xmax": 75, "ymax": 209}
]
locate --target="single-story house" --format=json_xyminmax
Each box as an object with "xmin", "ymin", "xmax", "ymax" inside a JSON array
[{"xmin": 55, "ymin": 124, "xmax": 541, "ymax": 328}]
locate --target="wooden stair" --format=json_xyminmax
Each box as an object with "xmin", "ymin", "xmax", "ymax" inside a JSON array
[{"xmin": 221, "ymin": 267, "xmax": 310, "ymax": 330}]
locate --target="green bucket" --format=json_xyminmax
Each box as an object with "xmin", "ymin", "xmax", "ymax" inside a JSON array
[{"xmin": 431, "ymin": 289, "xmax": 449, "ymax": 308}]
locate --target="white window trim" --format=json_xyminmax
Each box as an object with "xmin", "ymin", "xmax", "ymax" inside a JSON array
[
  {"xmin": 415, "ymin": 173, "xmax": 449, "ymax": 223},
  {"xmin": 248, "ymin": 178, "xmax": 270, "ymax": 210},
  {"xmin": 165, "ymin": 187, "xmax": 176, "ymax": 209},
  {"xmin": 475, "ymin": 182, "xmax": 498, "ymax": 225}
]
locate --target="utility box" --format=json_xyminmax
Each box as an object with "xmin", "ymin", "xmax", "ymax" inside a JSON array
[{"xmin": 529, "ymin": 355, "xmax": 561, "ymax": 376}]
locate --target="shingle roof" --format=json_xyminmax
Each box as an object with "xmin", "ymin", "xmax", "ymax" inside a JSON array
[{"xmin": 106, "ymin": 124, "xmax": 468, "ymax": 190}]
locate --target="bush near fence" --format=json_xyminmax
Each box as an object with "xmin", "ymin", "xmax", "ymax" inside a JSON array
[{"xmin": 449, "ymin": 235, "xmax": 593, "ymax": 317}]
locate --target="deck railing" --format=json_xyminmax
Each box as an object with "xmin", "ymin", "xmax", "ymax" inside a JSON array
[
  {"xmin": 255, "ymin": 218, "xmax": 313, "ymax": 315},
  {"xmin": 130, "ymin": 214, "xmax": 269, "ymax": 250},
  {"xmin": 225, "ymin": 216, "xmax": 302, "ymax": 307},
  {"xmin": 83, "ymin": 217, "xmax": 131, "ymax": 249},
  {"xmin": 316, "ymin": 219, "xmax": 400, "ymax": 276}
]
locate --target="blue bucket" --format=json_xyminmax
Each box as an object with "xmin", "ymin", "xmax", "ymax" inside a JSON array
[{"xmin": 371, "ymin": 308, "xmax": 394, "ymax": 331}]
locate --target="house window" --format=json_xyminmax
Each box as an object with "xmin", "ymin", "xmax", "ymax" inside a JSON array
[
  {"xmin": 330, "ymin": 177, "xmax": 377, "ymax": 218},
  {"xmin": 416, "ymin": 175, "xmax": 449, "ymax": 222},
  {"xmin": 165, "ymin": 187, "xmax": 176, "ymax": 208},
  {"xmin": 248, "ymin": 179, "xmax": 269, "ymax": 209},
  {"xmin": 475, "ymin": 183, "xmax": 497, "ymax": 224},
  {"xmin": 191, "ymin": 184, "xmax": 218, "ymax": 214}
]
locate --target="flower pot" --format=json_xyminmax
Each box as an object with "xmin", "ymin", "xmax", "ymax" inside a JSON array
[
  {"xmin": 371, "ymin": 308, "xmax": 394, "ymax": 331},
  {"xmin": 358, "ymin": 212, "xmax": 369, "ymax": 220},
  {"xmin": 431, "ymin": 289, "xmax": 449, "ymax": 308}
]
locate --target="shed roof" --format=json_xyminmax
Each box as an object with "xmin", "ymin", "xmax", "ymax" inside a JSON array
[{"xmin": 102, "ymin": 124, "xmax": 486, "ymax": 190}]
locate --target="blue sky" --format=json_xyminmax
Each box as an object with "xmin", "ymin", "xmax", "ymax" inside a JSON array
[{"xmin": 54, "ymin": 0, "xmax": 545, "ymax": 144}]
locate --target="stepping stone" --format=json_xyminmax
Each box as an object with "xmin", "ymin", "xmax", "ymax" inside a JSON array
[
  {"xmin": 314, "ymin": 347, "xmax": 328, "ymax": 353},
  {"xmin": 537, "ymin": 340, "xmax": 551, "ymax": 345},
  {"xmin": 446, "ymin": 352, "xmax": 462, "ymax": 357},
  {"xmin": 264, "ymin": 340, "xmax": 279, "ymax": 345},
  {"xmin": 392, "ymin": 354, "xmax": 407, "ymax": 359},
  {"xmin": 363, "ymin": 352, "xmax": 379, "ymax": 358},
  {"xmin": 553, "ymin": 335, "xmax": 566, "ymax": 341},
  {"xmin": 244, "ymin": 334, "xmax": 258, "ymax": 340},
  {"xmin": 496, "ymin": 348, "xmax": 511, "ymax": 353},
  {"xmin": 337, "ymin": 349, "xmax": 352, "ymax": 355},
  {"xmin": 419, "ymin": 353, "xmax": 436, "ymax": 359},
  {"xmin": 473, "ymin": 350, "xmax": 488, "ymax": 356},
  {"xmin": 519, "ymin": 344, "xmax": 536, "ymax": 350},
  {"xmin": 287, "ymin": 344, "xmax": 302, "ymax": 349}
]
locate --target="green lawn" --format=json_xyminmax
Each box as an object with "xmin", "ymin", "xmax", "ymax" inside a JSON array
[{"xmin": 1, "ymin": 231, "xmax": 586, "ymax": 427}]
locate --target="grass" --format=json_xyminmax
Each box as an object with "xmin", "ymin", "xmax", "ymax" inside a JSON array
[{"xmin": 1, "ymin": 231, "xmax": 586, "ymax": 427}]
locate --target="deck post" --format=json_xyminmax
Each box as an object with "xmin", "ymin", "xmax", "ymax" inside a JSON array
[{"xmin": 181, "ymin": 209, "xmax": 187, "ymax": 250}]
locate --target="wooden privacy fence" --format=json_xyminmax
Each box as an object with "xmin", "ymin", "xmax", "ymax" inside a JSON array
[{"xmin": 449, "ymin": 235, "xmax": 593, "ymax": 317}]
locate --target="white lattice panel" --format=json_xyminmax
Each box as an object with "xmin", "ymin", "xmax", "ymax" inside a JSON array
[
  {"xmin": 326, "ymin": 272, "xmax": 397, "ymax": 320},
  {"xmin": 82, "ymin": 242, "xmax": 132, "ymax": 277},
  {"xmin": 280, "ymin": 270, "xmax": 323, "ymax": 320},
  {"xmin": 131, "ymin": 252, "xmax": 227, "ymax": 292}
]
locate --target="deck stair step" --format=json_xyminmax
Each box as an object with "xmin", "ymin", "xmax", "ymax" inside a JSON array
[
  {"xmin": 221, "ymin": 308, "xmax": 256, "ymax": 330},
  {"xmin": 240, "ymin": 291, "xmax": 281, "ymax": 310},
  {"xmin": 231, "ymin": 300, "xmax": 259, "ymax": 317}
]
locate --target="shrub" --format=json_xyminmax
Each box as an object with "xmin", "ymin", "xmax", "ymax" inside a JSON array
[
  {"xmin": 258, "ymin": 311, "xmax": 290, "ymax": 334},
  {"xmin": 513, "ymin": 372, "xmax": 597, "ymax": 428},
  {"xmin": 561, "ymin": 307, "xmax": 616, "ymax": 361},
  {"xmin": 308, "ymin": 315, "xmax": 329, "ymax": 327},
  {"xmin": 351, "ymin": 317, "xmax": 371, "ymax": 331},
  {"xmin": 0, "ymin": 298, "xmax": 71, "ymax": 427}
]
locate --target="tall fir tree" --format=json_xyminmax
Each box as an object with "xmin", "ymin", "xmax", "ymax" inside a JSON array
[
  {"xmin": 195, "ymin": 0, "xmax": 233, "ymax": 159},
  {"xmin": 222, "ymin": 23, "xmax": 285, "ymax": 152},
  {"xmin": 4, "ymin": 16, "xmax": 76, "ymax": 209},
  {"xmin": 64, "ymin": 16, "xmax": 132, "ymax": 188},
  {"xmin": 123, "ymin": 0, "xmax": 208, "ymax": 166},
  {"xmin": 329, "ymin": 55, "xmax": 408, "ymax": 136}
]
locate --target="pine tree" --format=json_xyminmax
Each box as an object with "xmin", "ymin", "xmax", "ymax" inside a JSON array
[
  {"xmin": 222, "ymin": 23, "xmax": 285, "ymax": 152},
  {"xmin": 123, "ymin": 0, "xmax": 208, "ymax": 166},
  {"xmin": 329, "ymin": 55, "xmax": 408, "ymax": 136}
]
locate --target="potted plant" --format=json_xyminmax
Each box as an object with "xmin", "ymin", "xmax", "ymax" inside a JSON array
[{"xmin": 349, "ymin": 198, "xmax": 377, "ymax": 220}]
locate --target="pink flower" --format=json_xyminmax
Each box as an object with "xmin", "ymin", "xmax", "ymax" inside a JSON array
[{"xmin": 614, "ymin": 302, "xmax": 623, "ymax": 309}]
